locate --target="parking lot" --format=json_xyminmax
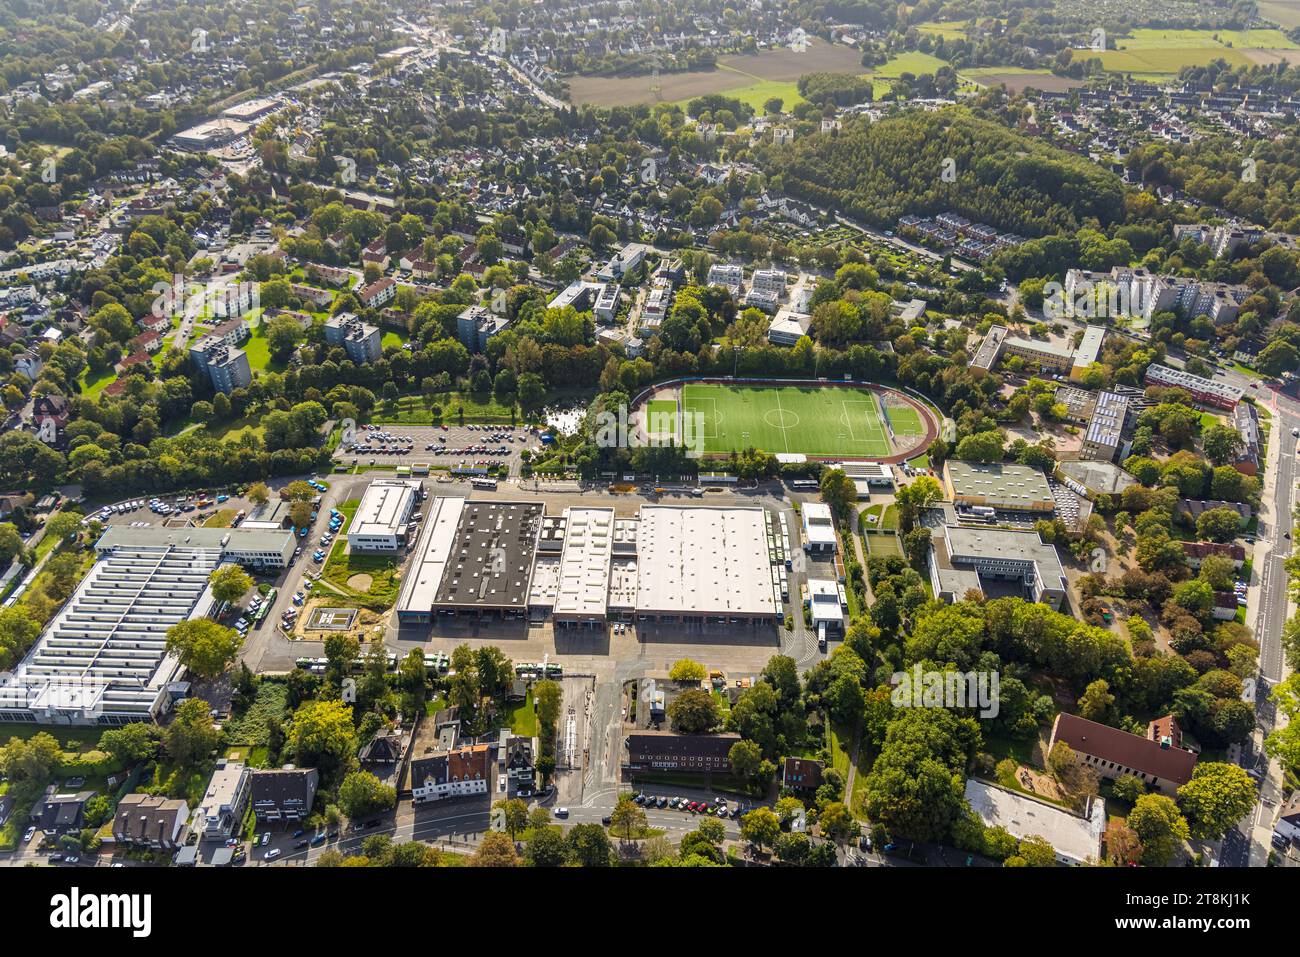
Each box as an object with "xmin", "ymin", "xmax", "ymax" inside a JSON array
[{"xmin": 331, "ymin": 423, "xmax": 544, "ymax": 476}]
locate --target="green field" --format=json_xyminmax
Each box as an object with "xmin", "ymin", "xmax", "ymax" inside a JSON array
[
  {"xmin": 1088, "ymin": 28, "xmax": 1300, "ymax": 77},
  {"xmin": 680, "ymin": 383, "xmax": 920, "ymax": 458}
]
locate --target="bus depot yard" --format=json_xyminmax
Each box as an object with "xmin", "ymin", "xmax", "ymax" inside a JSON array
[{"xmin": 640, "ymin": 381, "xmax": 936, "ymax": 462}]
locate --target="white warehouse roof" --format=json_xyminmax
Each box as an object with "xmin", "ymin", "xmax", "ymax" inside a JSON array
[{"xmin": 635, "ymin": 505, "xmax": 776, "ymax": 618}]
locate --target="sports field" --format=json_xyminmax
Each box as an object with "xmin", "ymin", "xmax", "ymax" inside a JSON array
[{"xmin": 662, "ymin": 382, "xmax": 927, "ymax": 458}]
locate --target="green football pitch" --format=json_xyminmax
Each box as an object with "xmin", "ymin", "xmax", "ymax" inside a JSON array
[{"xmin": 666, "ymin": 383, "xmax": 917, "ymax": 458}]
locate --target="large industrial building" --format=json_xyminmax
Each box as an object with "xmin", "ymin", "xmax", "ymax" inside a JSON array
[
  {"xmin": 396, "ymin": 500, "xmax": 783, "ymax": 627},
  {"xmin": 347, "ymin": 478, "xmax": 423, "ymax": 552},
  {"xmin": 0, "ymin": 525, "xmax": 294, "ymax": 726}
]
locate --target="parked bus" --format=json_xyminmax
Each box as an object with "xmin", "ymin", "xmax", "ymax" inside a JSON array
[
  {"xmin": 789, "ymin": 479, "xmax": 819, "ymax": 490},
  {"xmin": 471, "ymin": 478, "xmax": 499, "ymax": 491}
]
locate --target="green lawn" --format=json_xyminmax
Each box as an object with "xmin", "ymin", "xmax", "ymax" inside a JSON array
[
  {"xmin": 507, "ymin": 692, "xmax": 539, "ymax": 737},
  {"xmin": 681, "ymin": 382, "xmax": 895, "ymax": 457},
  {"xmin": 319, "ymin": 499, "xmax": 402, "ymax": 610}
]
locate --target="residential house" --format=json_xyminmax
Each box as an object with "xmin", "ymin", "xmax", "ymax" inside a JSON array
[
  {"xmin": 411, "ymin": 743, "xmax": 493, "ymax": 804},
  {"xmin": 782, "ymin": 757, "xmax": 823, "ymax": 791},
  {"xmin": 112, "ymin": 793, "xmax": 188, "ymax": 849},
  {"xmin": 249, "ymin": 767, "xmax": 319, "ymax": 821},
  {"xmin": 31, "ymin": 788, "xmax": 95, "ymax": 835},
  {"xmin": 195, "ymin": 760, "xmax": 251, "ymax": 842}
]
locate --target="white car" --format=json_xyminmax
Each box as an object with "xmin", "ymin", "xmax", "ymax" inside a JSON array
[{"xmin": 264, "ymin": 848, "xmax": 282, "ymax": 860}]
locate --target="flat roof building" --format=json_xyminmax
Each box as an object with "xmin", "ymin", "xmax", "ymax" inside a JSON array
[
  {"xmin": 1081, "ymin": 390, "xmax": 1129, "ymax": 463},
  {"xmin": 1145, "ymin": 363, "xmax": 1242, "ymax": 410},
  {"xmin": 635, "ymin": 505, "xmax": 778, "ymax": 624},
  {"xmin": 195, "ymin": 760, "xmax": 251, "ymax": 842},
  {"xmin": 929, "ymin": 523, "xmax": 1067, "ymax": 610},
  {"xmin": 395, "ymin": 496, "xmax": 466, "ymax": 624},
  {"xmin": 767, "ymin": 309, "xmax": 812, "ymax": 346},
  {"xmin": 801, "ymin": 502, "xmax": 837, "ymax": 553},
  {"xmin": 324, "ymin": 311, "xmax": 382, "ymax": 364},
  {"xmin": 0, "ymin": 527, "xmax": 288, "ymax": 725},
  {"xmin": 553, "ymin": 507, "xmax": 615, "ymax": 625},
  {"xmin": 432, "ymin": 501, "xmax": 544, "ymax": 617},
  {"xmin": 964, "ymin": 779, "xmax": 1104, "ymax": 865},
  {"xmin": 348, "ymin": 479, "xmax": 422, "ymax": 552},
  {"xmin": 807, "ymin": 578, "xmax": 844, "ymax": 633},
  {"xmin": 943, "ymin": 461, "xmax": 1055, "ymax": 514}
]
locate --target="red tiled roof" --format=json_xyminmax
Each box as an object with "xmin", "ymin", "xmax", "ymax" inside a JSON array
[{"xmin": 1052, "ymin": 712, "xmax": 1197, "ymax": 786}]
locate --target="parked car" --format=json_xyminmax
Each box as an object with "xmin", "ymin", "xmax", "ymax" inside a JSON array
[
  {"xmin": 264, "ymin": 848, "xmax": 282, "ymax": 860},
  {"xmin": 260, "ymin": 832, "xmax": 270, "ymax": 846}
]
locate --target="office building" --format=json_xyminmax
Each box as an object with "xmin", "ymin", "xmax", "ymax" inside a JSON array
[{"xmin": 348, "ymin": 479, "xmax": 422, "ymax": 552}]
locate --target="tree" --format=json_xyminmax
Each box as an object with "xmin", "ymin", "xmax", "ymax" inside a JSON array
[
  {"xmin": 609, "ymin": 794, "xmax": 648, "ymax": 842},
  {"xmin": 98, "ymin": 723, "xmax": 160, "ymax": 765},
  {"xmin": 1127, "ymin": 794, "xmax": 1189, "ymax": 866},
  {"xmin": 265, "ymin": 314, "xmax": 304, "ymax": 362},
  {"xmin": 247, "ymin": 482, "xmax": 271, "ymax": 506},
  {"xmin": 819, "ymin": 468, "xmax": 857, "ymax": 521},
  {"xmin": 740, "ymin": 806, "xmax": 781, "ymax": 853},
  {"xmin": 338, "ymin": 770, "xmax": 397, "ymax": 820},
  {"xmin": 0, "ymin": 605, "xmax": 41, "ymax": 671},
  {"xmin": 517, "ymin": 373, "xmax": 546, "ymax": 412},
  {"xmin": 668, "ymin": 658, "xmax": 707, "ymax": 683},
  {"xmin": 470, "ymin": 831, "xmax": 519, "ymax": 867},
  {"xmin": 1196, "ymin": 507, "xmax": 1242, "ymax": 543},
  {"xmin": 667, "ymin": 688, "xmax": 721, "ymax": 733},
  {"xmin": 0, "ymin": 731, "xmax": 62, "ymax": 782},
  {"xmin": 288, "ymin": 699, "xmax": 356, "ymax": 776},
  {"xmin": 1077, "ymin": 679, "xmax": 1115, "ymax": 722},
  {"xmin": 165, "ymin": 619, "xmax": 243, "ymax": 679},
  {"xmin": 493, "ymin": 798, "xmax": 529, "ymax": 840},
  {"xmin": 894, "ymin": 475, "xmax": 942, "ymax": 531},
  {"xmin": 954, "ymin": 429, "xmax": 1005, "ymax": 463},
  {"xmin": 165, "ymin": 698, "xmax": 220, "ymax": 767},
  {"xmin": 728, "ymin": 739, "xmax": 763, "ymax": 782},
  {"xmin": 0, "ymin": 523, "xmax": 24, "ymax": 564},
  {"xmin": 43, "ymin": 511, "xmax": 82, "ymax": 547},
  {"xmin": 1016, "ymin": 835, "xmax": 1058, "ymax": 867},
  {"xmin": 209, "ymin": 565, "xmax": 254, "ymax": 604},
  {"xmin": 1104, "ymin": 819, "xmax": 1143, "ymax": 865},
  {"xmin": 902, "ymin": 526, "xmax": 932, "ymax": 571},
  {"xmin": 1201, "ymin": 424, "xmax": 1243, "ymax": 466},
  {"xmin": 819, "ymin": 802, "xmax": 858, "ymax": 843},
  {"xmin": 567, "ymin": 823, "xmax": 613, "ymax": 866},
  {"xmin": 525, "ymin": 826, "xmax": 570, "ymax": 866},
  {"xmin": 775, "ymin": 831, "xmax": 810, "ymax": 864},
  {"xmin": 1176, "ymin": 762, "xmax": 1256, "ymax": 840}
]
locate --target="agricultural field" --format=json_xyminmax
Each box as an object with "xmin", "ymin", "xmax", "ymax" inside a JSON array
[
  {"xmin": 648, "ymin": 381, "xmax": 933, "ymax": 460},
  {"xmin": 566, "ymin": 38, "xmax": 864, "ymax": 108},
  {"xmin": 1260, "ymin": 1, "xmax": 1300, "ymax": 30},
  {"xmin": 959, "ymin": 67, "xmax": 1085, "ymax": 93},
  {"xmin": 1090, "ymin": 28, "xmax": 1300, "ymax": 76}
]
